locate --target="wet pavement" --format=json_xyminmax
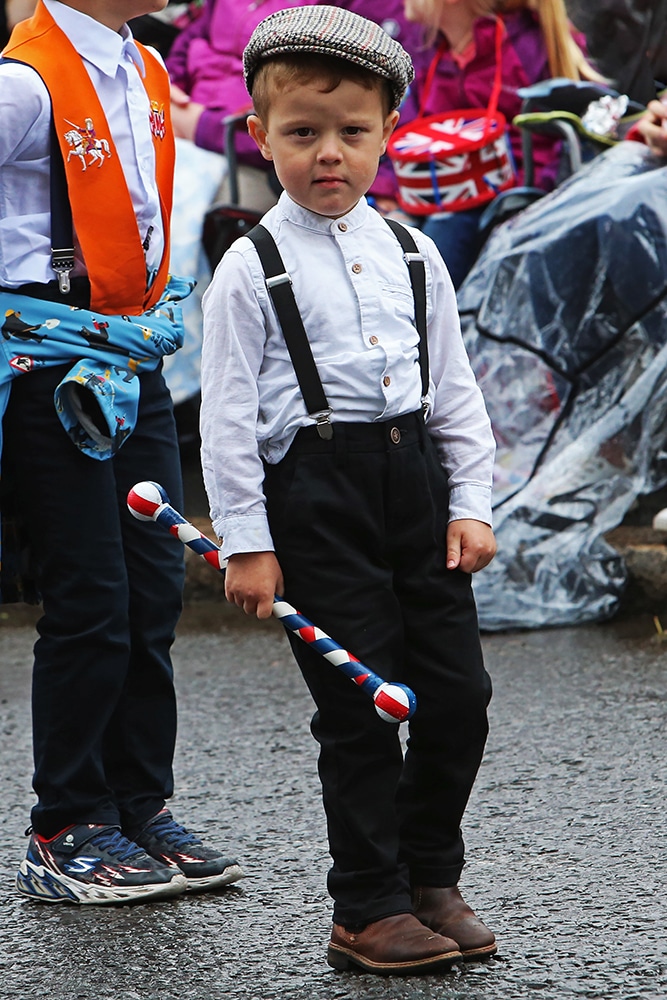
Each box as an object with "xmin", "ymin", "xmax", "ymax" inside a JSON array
[{"xmin": 0, "ymin": 604, "xmax": 665, "ymax": 1000}]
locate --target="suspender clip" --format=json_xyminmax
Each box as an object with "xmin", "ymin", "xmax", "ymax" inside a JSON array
[
  {"xmin": 51, "ymin": 247, "xmax": 75, "ymax": 295},
  {"xmin": 314, "ymin": 409, "xmax": 334, "ymax": 440},
  {"xmin": 266, "ymin": 271, "xmax": 292, "ymax": 289},
  {"xmin": 403, "ymin": 251, "xmax": 425, "ymax": 264}
]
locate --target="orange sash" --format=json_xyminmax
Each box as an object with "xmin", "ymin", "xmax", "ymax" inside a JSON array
[{"xmin": 4, "ymin": 1, "xmax": 175, "ymax": 314}]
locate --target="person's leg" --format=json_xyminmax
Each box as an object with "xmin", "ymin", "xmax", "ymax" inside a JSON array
[
  {"xmin": 421, "ymin": 207, "xmax": 484, "ymax": 289},
  {"xmin": 102, "ymin": 364, "xmax": 185, "ymax": 832},
  {"xmin": 389, "ymin": 433, "xmax": 491, "ymax": 884},
  {"xmin": 3, "ymin": 365, "xmax": 137, "ymax": 835},
  {"xmin": 387, "ymin": 431, "xmax": 496, "ymax": 958},
  {"xmin": 3, "ymin": 364, "xmax": 184, "ymax": 836},
  {"xmin": 103, "ymin": 366, "xmax": 243, "ymax": 892},
  {"xmin": 263, "ymin": 428, "xmax": 412, "ymax": 930}
]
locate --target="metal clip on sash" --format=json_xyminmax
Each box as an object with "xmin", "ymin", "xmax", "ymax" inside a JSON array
[
  {"xmin": 51, "ymin": 247, "xmax": 75, "ymax": 294},
  {"xmin": 49, "ymin": 119, "xmax": 76, "ymax": 296}
]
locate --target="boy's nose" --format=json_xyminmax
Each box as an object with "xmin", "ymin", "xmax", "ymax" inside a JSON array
[{"xmin": 317, "ymin": 136, "xmax": 343, "ymax": 162}]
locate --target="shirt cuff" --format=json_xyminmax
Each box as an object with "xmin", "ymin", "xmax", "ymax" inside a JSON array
[
  {"xmin": 214, "ymin": 512, "xmax": 275, "ymax": 559},
  {"xmin": 448, "ymin": 484, "xmax": 494, "ymax": 527}
]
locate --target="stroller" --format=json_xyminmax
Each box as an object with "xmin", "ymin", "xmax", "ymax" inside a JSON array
[{"xmin": 458, "ymin": 139, "xmax": 667, "ymax": 630}]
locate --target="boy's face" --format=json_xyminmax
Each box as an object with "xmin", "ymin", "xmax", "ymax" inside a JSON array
[{"xmin": 248, "ymin": 77, "xmax": 399, "ymax": 219}]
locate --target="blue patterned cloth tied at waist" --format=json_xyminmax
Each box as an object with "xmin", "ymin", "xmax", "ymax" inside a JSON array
[{"xmin": 0, "ymin": 273, "xmax": 194, "ymax": 460}]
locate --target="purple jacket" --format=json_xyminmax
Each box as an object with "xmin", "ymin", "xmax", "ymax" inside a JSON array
[
  {"xmin": 166, "ymin": 0, "xmax": 314, "ymax": 168},
  {"xmin": 166, "ymin": 0, "xmax": 423, "ymax": 181},
  {"xmin": 399, "ymin": 10, "xmax": 586, "ymax": 192}
]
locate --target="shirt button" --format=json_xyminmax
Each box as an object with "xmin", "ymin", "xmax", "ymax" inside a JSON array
[
  {"xmin": 383, "ymin": 375, "xmax": 391, "ymax": 387},
  {"xmin": 352, "ymin": 263, "xmax": 362, "ymax": 274},
  {"xmin": 338, "ymin": 222, "xmax": 348, "ymax": 232},
  {"xmin": 390, "ymin": 427, "xmax": 401, "ymax": 444},
  {"xmin": 369, "ymin": 335, "xmax": 379, "ymax": 345}
]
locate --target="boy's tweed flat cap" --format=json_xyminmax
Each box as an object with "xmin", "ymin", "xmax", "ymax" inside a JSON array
[{"xmin": 243, "ymin": 5, "xmax": 414, "ymax": 110}]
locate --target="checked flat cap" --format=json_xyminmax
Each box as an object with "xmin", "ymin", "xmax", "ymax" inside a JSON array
[{"xmin": 243, "ymin": 5, "xmax": 414, "ymax": 110}]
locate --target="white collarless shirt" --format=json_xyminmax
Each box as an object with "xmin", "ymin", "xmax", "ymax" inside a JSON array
[
  {"xmin": 200, "ymin": 194, "xmax": 495, "ymax": 557},
  {"xmin": 0, "ymin": 0, "xmax": 164, "ymax": 287}
]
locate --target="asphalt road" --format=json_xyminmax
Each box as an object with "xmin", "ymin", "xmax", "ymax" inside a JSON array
[{"xmin": 0, "ymin": 604, "xmax": 665, "ymax": 1000}]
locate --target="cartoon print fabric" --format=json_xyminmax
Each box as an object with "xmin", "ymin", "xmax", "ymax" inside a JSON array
[{"xmin": 0, "ymin": 274, "xmax": 194, "ymax": 461}]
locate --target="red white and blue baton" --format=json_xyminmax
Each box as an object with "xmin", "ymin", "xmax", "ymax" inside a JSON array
[{"xmin": 127, "ymin": 481, "xmax": 417, "ymax": 724}]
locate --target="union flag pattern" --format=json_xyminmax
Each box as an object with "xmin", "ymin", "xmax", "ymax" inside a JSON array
[{"xmin": 389, "ymin": 111, "xmax": 517, "ymax": 215}]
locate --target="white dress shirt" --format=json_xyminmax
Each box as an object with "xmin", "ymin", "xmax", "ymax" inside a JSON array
[
  {"xmin": 0, "ymin": 0, "xmax": 164, "ymax": 287},
  {"xmin": 200, "ymin": 193, "xmax": 495, "ymax": 557}
]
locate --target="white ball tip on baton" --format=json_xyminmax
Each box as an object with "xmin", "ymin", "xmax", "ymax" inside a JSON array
[
  {"xmin": 127, "ymin": 481, "xmax": 169, "ymax": 521},
  {"xmin": 373, "ymin": 682, "xmax": 416, "ymax": 723}
]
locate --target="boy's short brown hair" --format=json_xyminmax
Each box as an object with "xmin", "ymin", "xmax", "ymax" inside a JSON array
[
  {"xmin": 243, "ymin": 5, "xmax": 413, "ymax": 112},
  {"xmin": 250, "ymin": 52, "xmax": 394, "ymax": 124}
]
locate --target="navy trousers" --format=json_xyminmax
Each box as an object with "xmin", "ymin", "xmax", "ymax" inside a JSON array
[
  {"xmin": 421, "ymin": 207, "xmax": 484, "ymax": 290},
  {"xmin": 2, "ymin": 361, "xmax": 184, "ymax": 837},
  {"xmin": 263, "ymin": 412, "xmax": 492, "ymax": 928}
]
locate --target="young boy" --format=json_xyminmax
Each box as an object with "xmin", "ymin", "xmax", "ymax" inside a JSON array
[
  {"xmin": 0, "ymin": 0, "xmax": 242, "ymax": 903},
  {"xmin": 200, "ymin": 5, "xmax": 497, "ymax": 974}
]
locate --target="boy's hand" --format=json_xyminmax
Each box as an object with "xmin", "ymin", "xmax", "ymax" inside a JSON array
[
  {"xmin": 225, "ymin": 551, "xmax": 284, "ymax": 619},
  {"xmin": 446, "ymin": 519, "xmax": 497, "ymax": 574}
]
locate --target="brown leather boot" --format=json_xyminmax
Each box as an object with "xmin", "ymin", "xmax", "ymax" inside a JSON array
[
  {"xmin": 327, "ymin": 912, "xmax": 462, "ymax": 975},
  {"xmin": 413, "ymin": 885, "xmax": 497, "ymax": 960}
]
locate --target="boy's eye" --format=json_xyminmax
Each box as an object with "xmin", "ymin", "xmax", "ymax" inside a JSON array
[
  {"xmin": 294, "ymin": 127, "xmax": 313, "ymax": 137},
  {"xmin": 342, "ymin": 127, "xmax": 363, "ymax": 136}
]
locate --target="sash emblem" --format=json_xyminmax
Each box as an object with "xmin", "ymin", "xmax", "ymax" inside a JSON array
[
  {"xmin": 149, "ymin": 101, "xmax": 166, "ymax": 140},
  {"xmin": 63, "ymin": 117, "xmax": 112, "ymax": 171}
]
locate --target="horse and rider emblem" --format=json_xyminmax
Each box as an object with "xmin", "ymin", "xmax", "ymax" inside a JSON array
[{"xmin": 63, "ymin": 117, "xmax": 111, "ymax": 170}]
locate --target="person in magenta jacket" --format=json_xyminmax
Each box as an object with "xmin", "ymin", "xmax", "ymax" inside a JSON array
[
  {"xmin": 391, "ymin": 0, "xmax": 601, "ymax": 288},
  {"xmin": 166, "ymin": 0, "xmax": 423, "ymax": 174}
]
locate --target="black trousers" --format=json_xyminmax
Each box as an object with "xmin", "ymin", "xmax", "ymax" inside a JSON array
[
  {"xmin": 263, "ymin": 412, "xmax": 492, "ymax": 928},
  {"xmin": 2, "ymin": 361, "xmax": 184, "ymax": 837}
]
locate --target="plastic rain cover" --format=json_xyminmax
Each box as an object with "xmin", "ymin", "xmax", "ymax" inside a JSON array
[{"xmin": 458, "ymin": 141, "xmax": 667, "ymax": 630}]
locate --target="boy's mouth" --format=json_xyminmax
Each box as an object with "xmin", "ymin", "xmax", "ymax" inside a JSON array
[{"xmin": 314, "ymin": 176, "xmax": 345, "ymax": 187}]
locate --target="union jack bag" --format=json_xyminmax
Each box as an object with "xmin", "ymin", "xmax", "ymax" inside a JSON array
[{"xmin": 388, "ymin": 17, "xmax": 517, "ymax": 215}]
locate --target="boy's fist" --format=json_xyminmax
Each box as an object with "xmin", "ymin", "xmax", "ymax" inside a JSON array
[{"xmin": 446, "ymin": 519, "xmax": 496, "ymax": 574}]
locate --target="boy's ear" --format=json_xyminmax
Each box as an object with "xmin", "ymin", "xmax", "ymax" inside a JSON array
[
  {"xmin": 247, "ymin": 114, "xmax": 273, "ymax": 161},
  {"xmin": 381, "ymin": 110, "xmax": 401, "ymax": 155}
]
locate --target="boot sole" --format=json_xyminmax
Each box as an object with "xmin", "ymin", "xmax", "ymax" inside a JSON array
[
  {"xmin": 327, "ymin": 943, "xmax": 462, "ymax": 976},
  {"xmin": 460, "ymin": 942, "xmax": 498, "ymax": 961}
]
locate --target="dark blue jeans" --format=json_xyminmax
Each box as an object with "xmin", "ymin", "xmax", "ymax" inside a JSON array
[
  {"xmin": 2, "ymin": 362, "xmax": 184, "ymax": 837},
  {"xmin": 263, "ymin": 414, "xmax": 492, "ymax": 927},
  {"xmin": 421, "ymin": 207, "xmax": 484, "ymax": 289}
]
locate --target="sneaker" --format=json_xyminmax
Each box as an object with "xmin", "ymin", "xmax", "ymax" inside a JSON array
[
  {"xmin": 16, "ymin": 824, "xmax": 187, "ymax": 905},
  {"xmin": 131, "ymin": 809, "xmax": 244, "ymax": 892}
]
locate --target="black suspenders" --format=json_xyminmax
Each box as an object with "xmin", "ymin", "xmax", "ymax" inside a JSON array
[
  {"xmin": 0, "ymin": 57, "xmax": 75, "ymax": 294},
  {"xmin": 246, "ymin": 223, "xmax": 334, "ymax": 438},
  {"xmin": 384, "ymin": 218, "xmax": 430, "ymax": 406},
  {"xmin": 247, "ymin": 218, "xmax": 429, "ymax": 440}
]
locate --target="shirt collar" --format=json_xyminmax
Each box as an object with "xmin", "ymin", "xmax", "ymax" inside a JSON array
[
  {"xmin": 43, "ymin": 0, "xmax": 146, "ymax": 78},
  {"xmin": 279, "ymin": 193, "xmax": 371, "ymax": 233}
]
